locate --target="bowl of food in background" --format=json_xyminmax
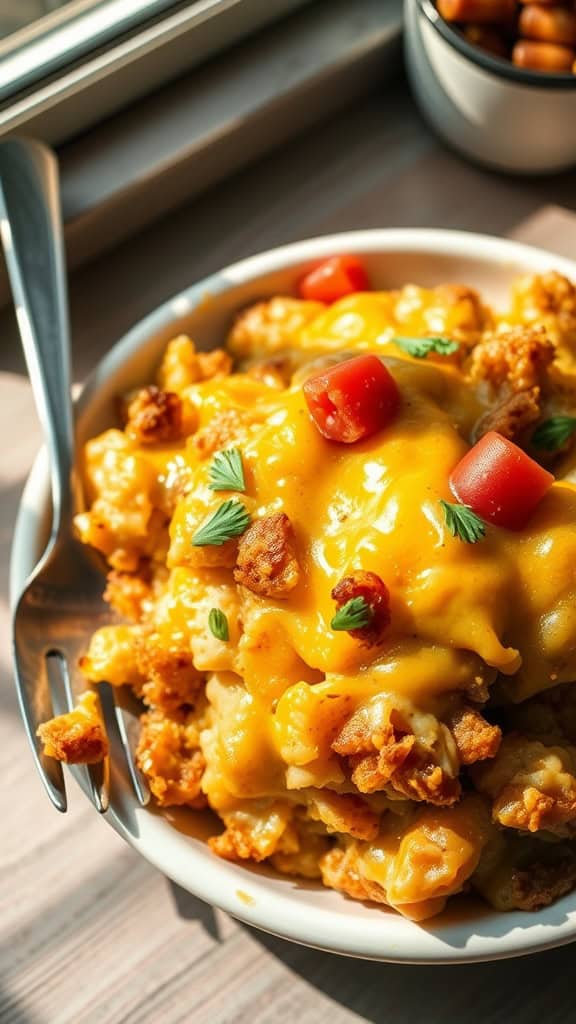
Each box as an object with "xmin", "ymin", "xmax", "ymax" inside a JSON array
[{"xmin": 405, "ymin": 0, "xmax": 576, "ymax": 173}]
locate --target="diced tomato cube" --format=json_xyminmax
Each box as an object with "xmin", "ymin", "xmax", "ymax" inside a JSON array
[
  {"xmin": 303, "ymin": 354, "xmax": 400, "ymax": 443},
  {"xmin": 298, "ymin": 255, "xmax": 370, "ymax": 304},
  {"xmin": 450, "ymin": 431, "xmax": 554, "ymax": 530}
]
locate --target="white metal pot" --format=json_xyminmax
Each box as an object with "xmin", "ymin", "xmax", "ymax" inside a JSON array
[{"xmin": 405, "ymin": 0, "xmax": 576, "ymax": 175}]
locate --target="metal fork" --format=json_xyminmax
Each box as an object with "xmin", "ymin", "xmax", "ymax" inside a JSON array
[{"xmin": 2, "ymin": 137, "xmax": 148, "ymax": 813}]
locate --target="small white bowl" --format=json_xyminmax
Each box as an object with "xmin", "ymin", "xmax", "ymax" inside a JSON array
[
  {"xmin": 405, "ymin": 0, "xmax": 576, "ymax": 175},
  {"xmin": 11, "ymin": 229, "xmax": 576, "ymax": 963}
]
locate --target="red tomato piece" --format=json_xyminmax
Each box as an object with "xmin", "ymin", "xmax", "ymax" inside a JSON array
[
  {"xmin": 298, "ymin": 255, "xmax": 370, "ymax": 303},
  {"xmin": 450, "ymin": 431, "xmax": 554, "ymax": 530},
  {"xmin": 303, "ymin": 354, "xmax": 400, "ymax": 443}
]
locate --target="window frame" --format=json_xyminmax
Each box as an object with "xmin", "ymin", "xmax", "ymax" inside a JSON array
[{"xmin": 0, "ymin": 0, "xmax": 314, "ymax": 143}]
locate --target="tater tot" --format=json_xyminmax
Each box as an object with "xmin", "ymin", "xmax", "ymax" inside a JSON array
[
  {"xmin": 464, "ymin": 24, "xmax": 510, "ymax": 55},
  {"xmin": 513, "ymin": 38, "xmax": 575, "ymax": 68},
  {"xmin": 438, "ymin": 0, "xmax": 516, "ymax": 22},
  {"xmin": 519, "ymin": 4, "xmax": 576, "ymax": 45}
]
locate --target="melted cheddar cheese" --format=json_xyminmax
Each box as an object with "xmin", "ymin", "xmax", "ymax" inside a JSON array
[{"xmin": 41, "ymin": 271, "xmax": 576, "ymax": 920}]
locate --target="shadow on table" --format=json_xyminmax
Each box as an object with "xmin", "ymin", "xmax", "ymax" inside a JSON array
[
  {"xmin": 168, "ymin": 880, "xmax": 221, "ymax": 942},
  {"xmin": 0, "ymin": 983, "xmax": 40, "ymax": 1024},
  {"xmin": 241, "ymin": 926, "xmax": 576, "ymax": 1023},
  {"xmin": 167, "ymin": 879, "xmax": 576, "ymax": 1021}
]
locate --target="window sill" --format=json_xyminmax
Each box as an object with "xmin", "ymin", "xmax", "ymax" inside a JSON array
[{"xmin": 55, "ymin": 0, "xmax": 402, "ymax": 272}]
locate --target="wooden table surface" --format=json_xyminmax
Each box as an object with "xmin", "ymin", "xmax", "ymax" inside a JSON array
[{"xmin": 3, "ymin": 82, "xmax": 576, "ymax": 1024}]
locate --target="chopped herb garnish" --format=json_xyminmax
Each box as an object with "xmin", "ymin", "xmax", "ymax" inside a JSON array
[
  {"xmin": 394, "ymin": 336, "xmax": 460, "ymax": 359},
  {"xmin": 208, "ymin": 447, "xmax": 246, "ymax": 492},
  {"xmin": 192, "ymin": 499, "xmax": 251, "ymax": 546},
  {"xmin": 531, "ymin": 416, "xmax": 576, "ymax": 453},
  {"xmin": 440, "ymin": 500, "xmax": 486, "ymax": 544},
  {"xmin": 331, "ymin": 596, "xmax": 373, "ymax": 632},
  {"xmin": 208, "ymin": 608, "xmax": 229, "ymax": 641}
]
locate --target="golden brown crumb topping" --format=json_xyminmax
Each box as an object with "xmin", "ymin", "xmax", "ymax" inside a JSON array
[
  {"xmin": 125, "ymin": 386, "xmax": 183, "ymax": 445},
  {"xmin": 37, "ymin": 691, "xmax": 108, "ymax": 764},
  {"xmin": 136, "ymin": 707, "xmax": 207, "ymax": 807},
  {"xmin": 447, "ymin": 706, "xmax": 502, "ymax": 766},
  {"xmin": 234, "ymin": 512, "xmax": 300, "ymax": 598},
  {"xmin": 333, "ymin": 700, "xmax": 461, "ymax": 806},
  {"xmin": 469, "ymin": 325, "xmax": 555, "ymax": 396},
  {"xmin": 474, "ymin": 736, "xmax": 576, "ymax": 835}
]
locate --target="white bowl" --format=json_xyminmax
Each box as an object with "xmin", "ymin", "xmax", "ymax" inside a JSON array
[
  {"xmin": 11, "ymin": 228, "xmax": 576, "ymax": 963},
  {"xmin": 405, "ymin": 0, "xmax": 576, "ymax": 175}
]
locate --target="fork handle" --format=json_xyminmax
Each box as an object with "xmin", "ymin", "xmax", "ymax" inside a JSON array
[{"xmin": 0, "ymin": 138, "xmax": 74, "ymax": 535}]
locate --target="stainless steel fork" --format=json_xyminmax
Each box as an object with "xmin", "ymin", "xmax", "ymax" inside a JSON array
[{"xmin": 2, "ymin": 137, "xmax": 148, "ymax": 813}]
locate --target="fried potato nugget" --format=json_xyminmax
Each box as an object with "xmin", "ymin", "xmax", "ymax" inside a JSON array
[
  {"xmin": 234, "ymin": 512, "xmax": 300, "ymax": 598},
  {"xmin": 37, "ymin": 691, "xmax": 108, "ymax": 764},
  {"xmin": 474, "ymin": 735, "xmax": 576, "ymax": 835},
  {"xmin": 137, "ymin": 706, "xmax": 208, "ymax": 807}
]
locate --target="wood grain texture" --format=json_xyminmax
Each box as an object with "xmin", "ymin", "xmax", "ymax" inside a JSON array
[{"xmin": 2, "ymin": 87, "xmax": 576, "ymax": 1024}]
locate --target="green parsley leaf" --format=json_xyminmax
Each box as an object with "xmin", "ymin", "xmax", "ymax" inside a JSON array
[
  {"xmin": 394, "ymin": 336, "xmax": 460, "ymax": 359},
  {"xmin": 531, "ymin": 416, "xmax": 576, "ymax": 452},
  {"xmin": 208, "ymin": 447, "xmax": 246, "ymax": 492},
  {"xmin": 330, "ymin": 596, "xmax": 373, "ymax": 632},
  {"xmin": 208, "ymin": 608, "xmax": 229, "ymax": 641},
  {"xmin": 192, "ymin": 499, "xmax": 251, "ymax": 546},
  {"xmin": 440, "ymin": 500, "xmax": 486, "ymax": 544}
]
